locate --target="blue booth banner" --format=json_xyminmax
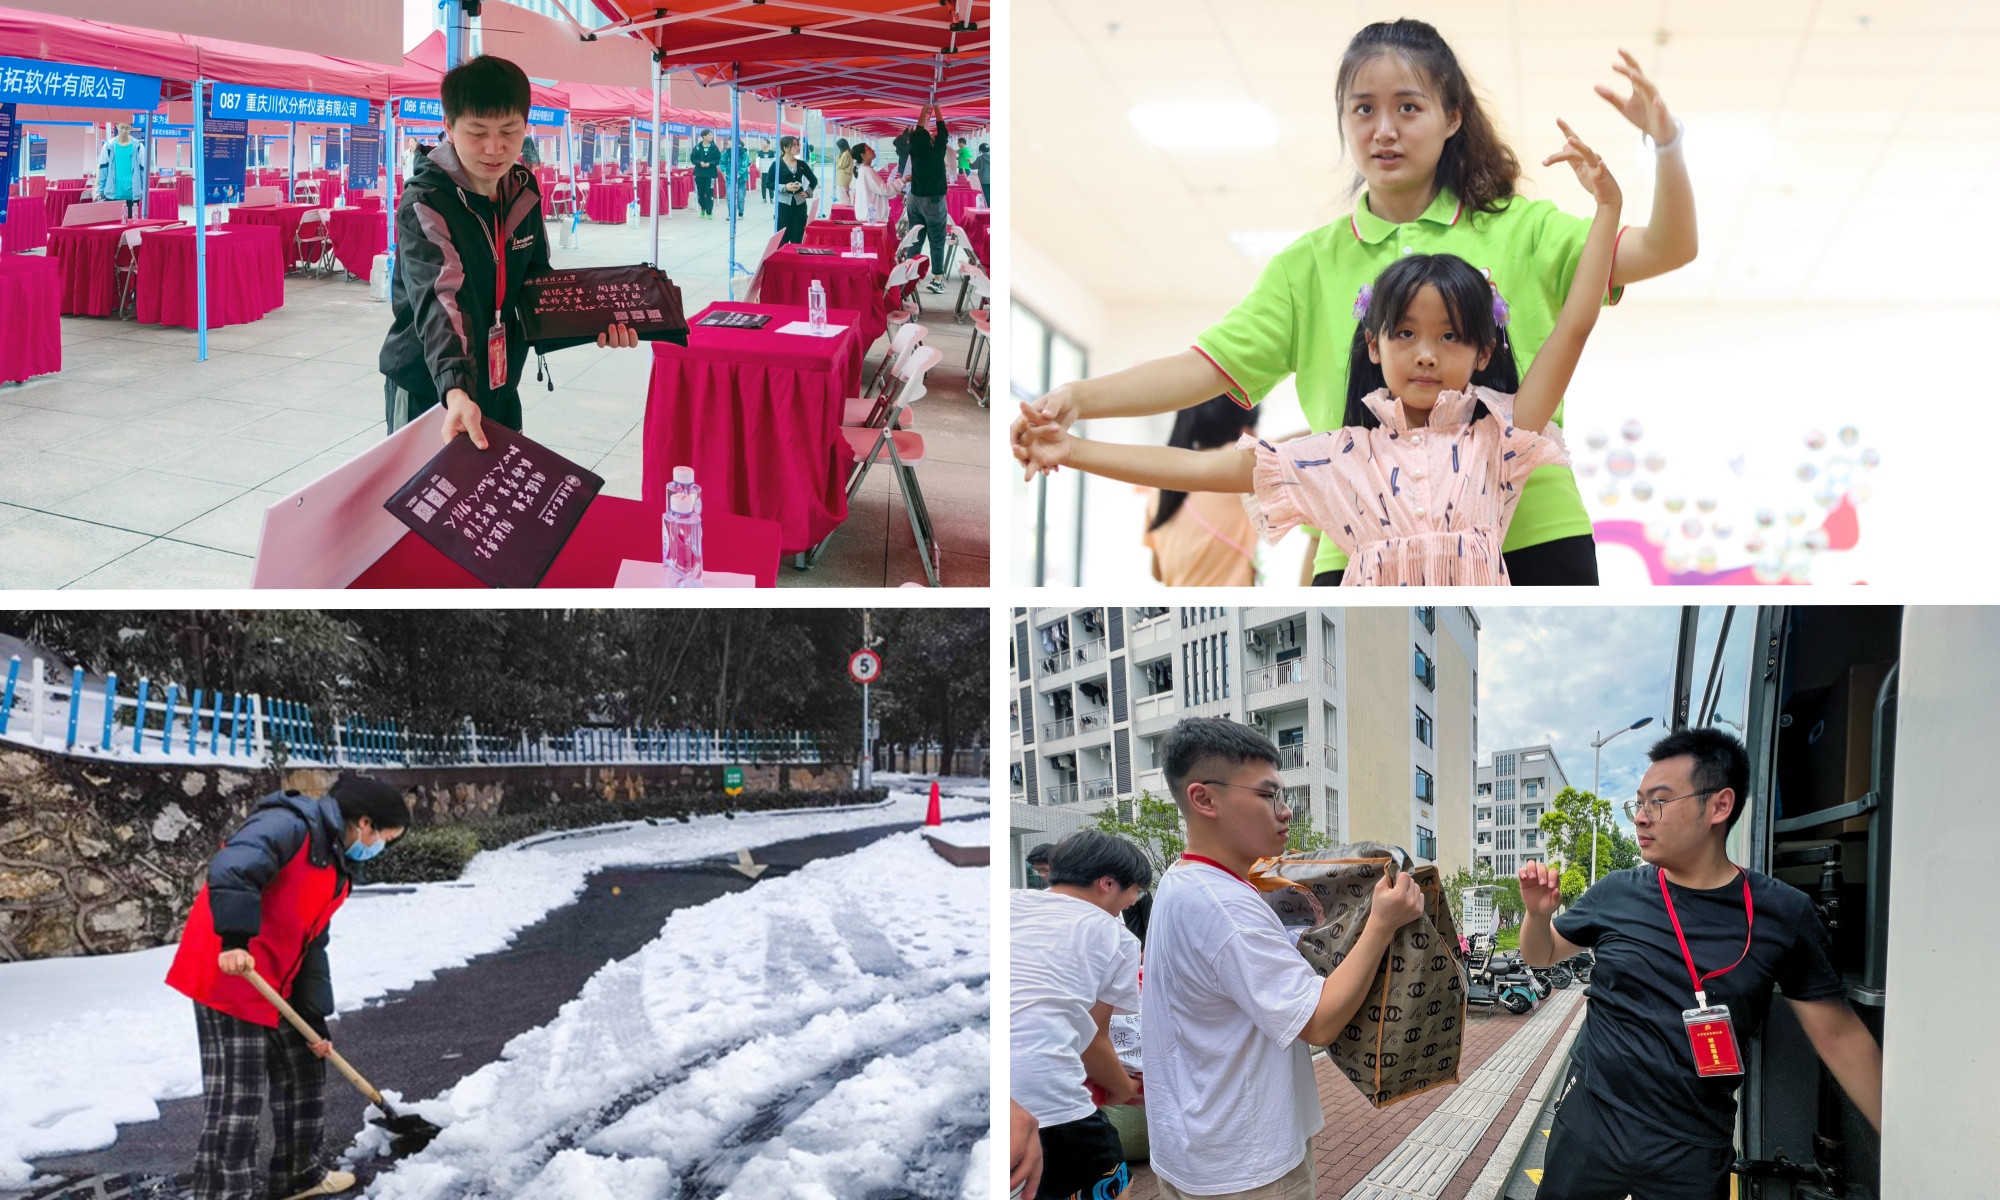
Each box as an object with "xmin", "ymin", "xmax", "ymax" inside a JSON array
[
  {"xmin": 0, "ymin": 103, "xmax": 16, "ymax": 224},
  {"xmin": 146, "ymin": 123, "xmax": 193, "ymax": 138},
  {"xmin": 397, "ymin": 97, "xmax": 443, "ymax": 122},
  {"xmin": 347, "ymin": 125, "xmax": 380, "ymax": 191},
  {"xmin": 666, "ymin": 122, "xmax": 693, "ymax": 137},
  {"xmin": 0, "ymin": 57, "xmax": 161, "ymax": 109},
  {"xmin": 529, "ymin": 105, "xmax": 565, "ymax": 127},
  {"xmin": 211, "ymin": 83, "xmax": 370, "ymax": 125},
  {"xmin": 203, "ymin": 117, "xmax": 248, "ymax": 205}
]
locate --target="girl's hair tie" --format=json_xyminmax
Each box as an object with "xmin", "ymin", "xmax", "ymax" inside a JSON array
[
  {"xmin": 1490, "ymin": 284, "xmax": 1510, "ymax": 329},
  {"xmin": 1353, "ymin": 284, "xmax": 1373, "ymax": 321}
]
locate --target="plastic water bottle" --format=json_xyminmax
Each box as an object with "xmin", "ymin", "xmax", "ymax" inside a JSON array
[
  {"xmin": 808, "ymin": 279, "xmax": 828, "ymax": 335},
  {"xmin": 851, "ymin": 226, "xmax": 865, "ymax": 254},
  {"xmin": 662, "ymin": 491, "xmax": 703, "ymax": 587},
  {"xmin": 668, "ymin": 465, "xmax": 700, "ymax": 513}
]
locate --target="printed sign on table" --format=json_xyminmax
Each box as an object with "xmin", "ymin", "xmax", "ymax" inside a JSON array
[
  {"xmin": 347, "ymin": 126, "xmax": 381, "ymax": 192},
  {"xmin": 0, "ymin": 103, "xmax": 16, "ymax": 224},
  {"xmin": 385, "ymin": 423, "xmax": 604, "ymax": 588},
  {"xmin": 202, "ymin": 117, "xmax": 248, "ymax": 205}
]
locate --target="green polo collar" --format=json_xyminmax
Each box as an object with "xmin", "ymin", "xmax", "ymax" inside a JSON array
[{"xmin": 1349, "ymin": 187, "xmax": 1465, "ymax": 244}]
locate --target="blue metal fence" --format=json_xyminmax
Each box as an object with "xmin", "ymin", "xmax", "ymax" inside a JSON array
[{"xmin": 0, "ymin": 654, "xmax": 820, "ymax": 767}]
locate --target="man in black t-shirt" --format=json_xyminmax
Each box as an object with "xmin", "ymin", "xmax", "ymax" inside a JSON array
[{"xmin": 1520, "ymin": 727, "xmax": 1883, "ymax": 1200}]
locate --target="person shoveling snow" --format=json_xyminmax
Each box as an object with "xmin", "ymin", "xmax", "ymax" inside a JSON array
[{"xmin": 162, "ymin": 776, "xmax": 415, "ymax": 1200}]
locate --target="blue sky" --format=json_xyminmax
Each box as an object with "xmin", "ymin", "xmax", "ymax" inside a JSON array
[{"xmin": 1476, "ymin": 607, "xmax": 1684, "ymax": 835}]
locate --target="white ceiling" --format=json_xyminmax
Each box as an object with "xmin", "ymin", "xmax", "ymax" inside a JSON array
[{"xmin": 1015, "ymin": 0, "xmax": 2000, "ymax": 308}]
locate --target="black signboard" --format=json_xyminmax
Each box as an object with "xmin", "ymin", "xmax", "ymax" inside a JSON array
[
  {"xmin": 520, "ymin": 264, "xmax": 689, "ymax": 353},
  {"xmin": 203, "ymin": 115, "xmax": 248, "ymax": 204},
  {"xmin": 384, "ymin": 424, "xmax": 603, "ymax": 588},
  {"xmin": 347, "ymin": 126, "xmax": 380, "ymax": 192}
]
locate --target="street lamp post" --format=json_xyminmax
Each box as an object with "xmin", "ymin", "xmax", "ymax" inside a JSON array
[{"xmin": 1590, "ymin": 716, "xmax": 1654, "ymax": 885}]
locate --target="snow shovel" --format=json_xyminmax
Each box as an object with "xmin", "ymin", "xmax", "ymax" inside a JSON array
[{"xmin": 241, "ymin": 968, "xmax": 445, "ymax": 1156}]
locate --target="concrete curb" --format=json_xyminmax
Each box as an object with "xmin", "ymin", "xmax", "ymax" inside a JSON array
[{"xmin": 1464, "ymin": 1001, "xmax": 1586, "ymax": 1200}]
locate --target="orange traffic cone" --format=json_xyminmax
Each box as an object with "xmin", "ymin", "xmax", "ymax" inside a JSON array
[{"xmin": 925, "ymin": 780, "xmax": 942, "ymax": 826}]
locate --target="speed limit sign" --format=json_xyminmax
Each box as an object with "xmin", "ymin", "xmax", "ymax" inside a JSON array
[{"xmin": 848, "ymin": 648, "xmax": 883, "ymax": 684}]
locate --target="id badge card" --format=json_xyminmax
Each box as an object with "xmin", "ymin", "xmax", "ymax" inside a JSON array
[
  {"xmin": 1682, "ymin": 1004, "xmax": 1744, "ymax": 1077},
  {"xmin": 487, "ymin": 318, "xmax": 508, "ymax": 389}
]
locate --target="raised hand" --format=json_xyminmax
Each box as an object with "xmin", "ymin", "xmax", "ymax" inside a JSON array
[
  {"xmin": 1596, "ymin": 48, "xmax": 1675, "ymax": 145},
  {"xmin": 1011, "ymin": 385, "xmax": 1082, "ymax": 477},
  {"xmin": 1518, "ymin": 860, "xmax": 1563, "ymax": 919},
  {"xmin": 1543, "ymin": 119, "xmax": 1622, "ymax": 210},
  {"xmin": 1015, "ymin": 400, "xmax": 1076, "ymax": 479}
]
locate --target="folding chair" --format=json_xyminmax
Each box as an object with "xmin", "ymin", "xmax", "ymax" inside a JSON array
[
  {"xmin": 112, "ymin": 227, "xmax": 145, "ymax": 319},
  {"xmin": 806, "ymin": 345, "xmax": 946, "ymax": 586},
  {"xmin": 295, "ymin": 209, "xmax": 334, "ymax": 276},
  {"xmin": 846, "ymin": 322, "xmax": 928, "ymax": 430},
  {"xmin": 741, "ymin": 230, "xmax": 786, "ymax": 303},
  {"xmin": 965, "ymin": 271, "xmax": 992, "ymax": 408},
  {"xmin": 954, "ymin": 262, "xmax": 987, "ymax": 322}
]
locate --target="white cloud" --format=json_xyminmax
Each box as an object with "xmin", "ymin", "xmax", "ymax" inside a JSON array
[{"xmin": 1477, "ymin": 606, "xmax": 1683, "ymax": 834}]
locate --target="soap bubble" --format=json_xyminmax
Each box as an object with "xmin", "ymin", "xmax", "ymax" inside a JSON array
[
  {"xmin": 1713, "ymin": 521, "xmax": 1733, "ymax": 541},
  {"xmin": 1644, "ymin": 452, "xmax": 1666, "ymax": 473},
  {"xmin": 1599, "ymin": 486, "xmax": 1621, "ymax": 507},
  {"xmin": 1744, "ymin": 534, "xmax": 1766, "ymax": 555},
  {"xmin": 1607, "ymin": 449, "xmax": 1636, "ymax": 477},
  {"xmin": 1586, "ymin": 430, "xmax": 1609, "ymax": 451},
  {"xmin": 1853, "ymin": 483, "xmax": 1873, "ymax": 503},
  {"xmin": 1786, "ymin": 508, "xmax": 1807, "ymax": 527},
  {"xmin": 1824, "ymin": 455, "xmax": 1853, "ymax": 485},
  {"xmin": 1664, "ymin": 495, "xmax": 1686, "ymax": 513},
  {"xmin": 1577, "ymin": 460, "xmax": 1600, "ymax": 479},
  {"xmin": 1631, "ymin": 480, "xmax": 1654, "ymax": 502},
  {"xmin": 1696, "ymin": 545, "xmax": 1719, "ymax": 570},
  {"xmin": 1621, "ymin": 419, "xmax": 1644, "ymax": 443},
  {"xmin": 1804, "ymin": 530, "xmax": 1829, "ymax": 552},
  {"xmin": 1814, "ymin": 487, "xmax": 1839, "ymax": 509},
  {"xmin": 1805, "ymin": 429, "xmax": 1826, "ymax": 450},
  {"xmin": 1796, "ymin": 462, "xmax": 1817, "ymax": 483},
  {"xmin": 1696, "ymin": 496, "xmax": 1718, "ymax": 514},
  {"xmin": 1681, "ymin": 518, "xmax": 1704, "ymax": 539},
  {"xmin": 1664, "ymin": 549, "xmax": 1691, "ymax": 573},
  {"xmin": 1755, "ymin": 508, "xmax": 1776, "ymax": 528},
  {"xmin": 1860, "ymin": 448, "xmax": 1881, "ymax": 469},
  {"xmin": 1838, "ymin": 426, "xmax": 1859, "ymax": 446}
]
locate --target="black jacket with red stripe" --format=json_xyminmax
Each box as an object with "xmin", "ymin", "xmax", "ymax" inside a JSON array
[{"xmin": 379, "ymin": 138, "xmax": 550, "ymax": 432}]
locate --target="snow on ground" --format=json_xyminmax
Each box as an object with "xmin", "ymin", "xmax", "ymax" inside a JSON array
[
  {"xmin": 359, "ymin": 826, "xmax": 990, "ymax": 1200},
  {"xmin": 925, "ymin": 817, "xmax": 990, "ymax": 849},
  {"xmin": 876, "ymin": 772, "xmax": 991, "ymax": 801},
  {"xmin": 0, "ymin": 789, "xmax": 986, "ymax": 1188}
]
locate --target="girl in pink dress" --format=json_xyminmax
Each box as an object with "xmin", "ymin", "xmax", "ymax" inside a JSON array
[{"xmin": 1019, "ymin": 122, "xmax": 1623, "ymax": 587}]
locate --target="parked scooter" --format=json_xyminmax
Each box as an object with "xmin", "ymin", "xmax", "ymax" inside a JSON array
[
  {"xmin": 1487, "ymin": 948, "xmax": 1554, "ymax": 999},
  {"xmin": 1463, "ymin": 948, "xmax": 1540, "ymax": 1015},
  {"xmin": 1565, "ymin": 948, "xmax": 1595, "ymax": 983}
]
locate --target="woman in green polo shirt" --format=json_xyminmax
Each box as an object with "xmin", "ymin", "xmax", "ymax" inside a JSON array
[{"xmin": 1011, "ymin": 18, "xmax": 1699, "ymax": 585}]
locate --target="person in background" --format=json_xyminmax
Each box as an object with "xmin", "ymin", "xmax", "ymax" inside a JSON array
[
  {"xmin": 1142, "ymin": 396, "xmax": 1262, "ymax": 587},
  {"xmin": 833, "ymin": 137, "xmax": 854, "ymax": 205},
  {"xmin": 520, "ymin": 135, "xmax": 541, "ymax": 168},
  {"xmin": 893, "ymin": 129, "xmax": 912, "ymax": 177},
  {"xmin": 956, "ymin": 135, "xmax": 973, "ymax": 180},
  {"xmin": 401, "ymin": 135, "xmax": 423, "ymax": 181},
  {"xmin": 165, "ymin": 776, "xmax": 410, "ymax": 1200},
  {"xmin": 1011, "ymin": 831, "xmax": 1148, "ymax": 1200},
  {"xmin": 730, "ymin": 140, "xmax": 751, "ymax": 218},
  {"xmin": 690, "ymin": 128, "xmax": 721, "ymax": 219},
  {"xmin": 975, "ymin": 141, "xmax": 991, "ymax": 206},
  {"xmin": 773, "ymin": 135, "xmax": 818, "ymax": 245},
  {"xmin": 905, "ymin": 105, "xmax": 950, "ymax": 292},
  {"xmin": 1026, "ymin": 842, "xmax": 1055, "ymax": 885},
  {"xmin": 759, "ymin": 138, "xmax": 778, "ymax": 204},
  {"xmin": 851, "ymin": 143, "xmax": 895, "ymax": 224},
  {"xmin": 96, "ymin": 123, "xmax": 148, "ymax": 217}
]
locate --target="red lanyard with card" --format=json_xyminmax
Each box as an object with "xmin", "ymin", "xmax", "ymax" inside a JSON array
[
  {"xmin": 484, "ymin": 207, "xmax": 508, "ymax": 390},
  {"xmin": 1658, "ymin": 866, "xmax": 1753, "ymax": 1078}
]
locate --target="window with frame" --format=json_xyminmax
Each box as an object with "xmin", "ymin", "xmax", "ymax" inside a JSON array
[
  {"xmin": 1415, "ymin": 606, "xmax": 1436, "ymax": 633},
  {"xmin": 1496, "ymin": 753, "xmax": 1516, "ymax": 776},
  {"xmin": 1477, "ymin": 782, "xmax": 1492, "ymax": 796},
  {"xmin": 1496, "ymin": 779, "xmax": 1516, "ymax": 803},
  {"xmin": 1478, "ymin": 806, "xmax": 1493, "ymax": 822},
  {"xmin": 1499, "ymin": 853, "xmax": 1516, "ymax": 874},
  {"xmin": 1413, "ymin": 645, "xmax": 1435, "ymax": 691},
  {"xmin": 1525, "ymin": 778, "xmax": 1542, "ymax": 799},
  {"xmin": 1497, "ymin": 829, "xmax": 1516, "ymax": 851},
  {"xmin": 1012, "ymin": 301, "xmax": 1089, "ymax": 586},
  {"xmin": 1415, "ymin": 825, "xmax": 1436, "ymax": 860},
  {"xmin": 1414, "ymin": 705, "xmax": 1434, "ymax": 747},
  {"xmin": 1498, "ymin": 805, "xmax": 1516, "ymax": 826},
  {"xmin": 1414, "ymin": 766, "xmax": 1435, "ymax": 803}
]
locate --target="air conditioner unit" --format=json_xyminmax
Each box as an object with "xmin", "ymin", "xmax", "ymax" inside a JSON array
[{"xmin": 1246, "ymin": 631, "xmax": 1267, "ymax": 653}]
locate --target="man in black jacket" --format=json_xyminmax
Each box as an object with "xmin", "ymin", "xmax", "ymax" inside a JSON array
[
  {"xmin": 690, "ymin": 128, "xmax": 722, "ymax": 219},
  {"xmin": 379, "ymin": 55, "xmax": 637, "ymax": 449},
  {"xmin": 905, "ymin": 106, "xmax": 949, "ymax": 293}
]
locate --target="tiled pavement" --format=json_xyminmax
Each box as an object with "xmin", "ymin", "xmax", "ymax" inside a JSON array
[
  {"xmin": 0, "ymin": 195, "xmax": 989, "ymax": 588},
  {"xmin": 1121, "ymin": 992, "xmax": 1588, "ymax": 1200}
]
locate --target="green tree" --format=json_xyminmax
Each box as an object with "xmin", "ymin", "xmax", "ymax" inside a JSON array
[
  {"xmin": 1089, "ymin": 791, "xmax": 1337, "ymax": 883},
  {"xmin": 1538, "ymin": 785, "xmax": 1640, "ymax": 882}
]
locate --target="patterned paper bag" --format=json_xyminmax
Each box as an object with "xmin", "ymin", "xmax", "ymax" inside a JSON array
[{"xmin": 1249, "ymin": 842, "xmax": 1466, "ymax": 1108}]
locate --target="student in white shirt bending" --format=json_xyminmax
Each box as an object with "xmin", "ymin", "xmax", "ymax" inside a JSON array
[
  {"xmin": 850, "ymin": 143, "xmax": 897, "ymax": 224},
  {"xmin": 1143, "ymin": 717, "xmax": 1423, "ymax": 1200},
  {"xmin": 1011, "ymin": 830, "xmax": 1148, "ymax": 1200}
]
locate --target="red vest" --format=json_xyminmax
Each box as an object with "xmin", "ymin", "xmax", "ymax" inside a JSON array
[{"xmin": 166, "ymin": 836, "xmax": 349, "ymax": 1027}]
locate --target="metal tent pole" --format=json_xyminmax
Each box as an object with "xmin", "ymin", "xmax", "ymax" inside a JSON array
[
  {"xmin": 727, "ymin": 80, "xmax": 742, "ymax": 297},
  {"xmin": 649, "ymin": 51, "xmax": 661, "ymax": 263},
  {"xmin": 287, "ymin": 119, "xmax": 296, "ymax": 201},
  {"xmin": 193, "ymin": 79, "xmax": 208, "ymax": 362}
]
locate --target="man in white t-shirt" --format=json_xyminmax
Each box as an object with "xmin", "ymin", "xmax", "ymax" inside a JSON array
[
  {"xmin": 1011, "ymin": 830, "xmax": 1150, "ymax": 1199},
  {"xmin": 1143, "ymin": 717, "xmax": 1423, "ymax": 1199}
]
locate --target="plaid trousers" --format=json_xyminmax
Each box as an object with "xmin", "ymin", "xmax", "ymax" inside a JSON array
[{"xmin": 192, "ymin": 1002, "xmax": 328, "ymax": 1200}]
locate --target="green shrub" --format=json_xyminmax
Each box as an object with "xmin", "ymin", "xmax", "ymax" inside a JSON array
[{"xmin": 361, "ymin": 825, "xmax": 482, "ymax": 884}]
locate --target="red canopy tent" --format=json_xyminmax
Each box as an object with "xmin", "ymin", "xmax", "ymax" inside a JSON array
[
  {"xmin": 359, "ymin": 30, "xmax": 570, "ymax": 112},
  {"xmin": 584, "ymin": 0, "xmax": 989, "ymax": 68}
]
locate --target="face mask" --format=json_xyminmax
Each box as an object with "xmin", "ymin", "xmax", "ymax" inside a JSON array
[{"xmin": 346, "ymin": 835, "xmax": 384, "ymax": 862}]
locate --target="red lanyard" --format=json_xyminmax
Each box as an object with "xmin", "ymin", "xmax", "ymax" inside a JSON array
[
  {"xmin": 1181, "ymin": 853, "xmax": 1252, "ymax": 888},
  {"xmin": 488, "ymin": 210, "xmax": 506, "ymax": 316},
  {"xmin": 1657, "ymin": 866, "xmax": 1753, "ymax": 1006}
]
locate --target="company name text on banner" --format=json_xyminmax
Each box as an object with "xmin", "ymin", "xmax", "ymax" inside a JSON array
[
  {"xmin": 211, "ymin": 83, "xmax": 370, "ymax": 125},
  {"xmin": 0, "ymin": 56, "xmax": 161, "ymax": 109}
]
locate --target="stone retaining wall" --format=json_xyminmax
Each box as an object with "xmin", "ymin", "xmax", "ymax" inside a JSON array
[{"xmin": 0, "ymin": 744, "xmax": 850, "ymax": 962}]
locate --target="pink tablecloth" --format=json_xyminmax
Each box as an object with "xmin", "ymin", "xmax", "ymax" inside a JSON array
[
  {"xmin": 585, "ymin": 179, "xmax": 633, "ymax": 224},
  {"xmin": 803, "ymin": 219, "xmax": 895, "ymax": 273},
  {"xmin": 946, "ymin": 178, "xmax": 981, "ymax": 224},
  {"xmin": 2, "ymin": 195, "xmax": 48, "ymax": 254},
  {"xmin": 45, "ymin": 219, "xmax": 178, "ymax": 316},
  {"xmin": 174, "ymin": 175, "xmax": 196, "ymax": 206},
  {"xmin": 135, "ymin": 224, "xmax": 286, "ymax": 329},
  {"xmin": 0, "ymin": 256, "xmax": 62, "ymax": 384},
  {"xmin": 327, "ymin": 208, "xmax": 387, "ymax": 280},
  {"xmin": 45, "ymin": 186, "xmax": 88, "ymax": 228},
  {"xmin": 643, "ymin": 301, "xmax": 864, "ymax": 553},
  {"xmin": 760, "ymin": 245, "xmax": 887, "ymax": 351},
  {"xmin": 146, "ymin": 187, "xmax": 180, "ymax": 221},
  {"xmin": 962, "ymin": 207, "xmax": 990, "ymax": 266},
  {"xmin": 228, "ymin": 202, "xmax": 318, "ymax": 267},
  {"xmin": 349, "ymin": 495, "xmax": 782, "ymax": 588}
]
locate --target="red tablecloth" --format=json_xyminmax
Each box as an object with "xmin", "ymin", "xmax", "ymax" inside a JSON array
[
  {"xmin": 45, "ymin": 186, "xmax": 88, "ymax": 228},
  {"xmin": 228, "ymin": 202, "xmax": 318, "ymax": 267},
  {"xmin": 759, "ymin": 245, "xmax": 887, "ymax": 351},
  {"xmin": 828, "ymin": 204, "xmax": 855, "ymax": 222},
  {"xmin": 670, "ymin": 169, "xmax": 693, "ymax": 209},
  {"xmin": 585, "ymin": 179, "xmax": 633, "ymax": 224},
  {"xmin": 962, "ymin": 207, "xmax": 990, "ymax": 266},
  {"xmin": 327, "ymin": 208, "xmax": 387, "ymax": 280},
  {"xmin": 1, "ymin": 195, "xmax": 48, "ymax": 254},
  {"xmin": 803, "ymin": 219, "xmax": 895, "ymax": 273},
  {"xmin": 0, "ymin": 256, "xmax": 62, "ymax": 384},
  {"xmin": 135, "ymin": 224, "xmax": 285, "ymax": 329},
  {"xmin": 145, "ymin": 187, "xmax": 180, "ymax": 221},
  {"xmin": 45, "ymin": 219, "xmax": 178, "ymax": 316},
  {"xmin": 946, "ymin": 178, "xmax": 981, "ymax": 224},
  {"xmin": 348, "ymin": 193, "xmax": 384, "ymax": 213},
  {"xmin": 174, "ymin": 175, "xmax": 195, "ymax": 206},
  {"xmin": 643, "ymin": 301, "xmax": 863, "ymax": 553},
  {"xmin": 349, "ymin": 494, "xmax": 782, "ymax": 588}
]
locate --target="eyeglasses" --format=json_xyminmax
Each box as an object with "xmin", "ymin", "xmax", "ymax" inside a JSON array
[
  {"xmin": 1622, "ymin": 789, "xmax": 1718, "ymax": 821},
  {"xmin": 1199, "ymin": 780, "xmax": 1289, "ymax": 816}
]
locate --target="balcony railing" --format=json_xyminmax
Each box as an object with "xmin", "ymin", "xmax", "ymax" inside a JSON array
[
  {"xmin": 1135, "ymin": 692, "xmax": 1177, "ymax": 722},
  {"xmin": 1322, "ymin": 658, "xmax": 1338, "ymax": 688},
  {"xmin": 1074, "ymin": 638, "xmax": 1107, "ymax": 665},
  {"xmin": 1323, "ymin": 743, "xmax": 1338, "ymax": 771},
  {"xmin": 1246, "ymin": 659, "xmax": 1305, "ymax": 695},
  {"xmin": 1039, "ymin": 647, "xmax": 1072, "ymax": 675},
  {"xmin": 1046, "ymin": 782, "xmax": 1078, "ymax": 805},
  {"xmin": 1077, "ymin": 708, "xmax": 1111, "ymax": 733},
  {"xmin": 1281, "ymin": 785, "xmax": 1311, "ymax": 811},
  {"xmin": 1081, "ymin": 778, "xmax": 1116, "ymax": 801},
  {"xmin": 1136, "ymin": 767, "xmax": 1165, "ymax": 795},
  {"xmin": 1043, "ymin": 716, "xmax": 1074, "ymax": 741},
  {"xmin": 1277, "ymin": 743, "xmax": 1307, "ymax": 771}
]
